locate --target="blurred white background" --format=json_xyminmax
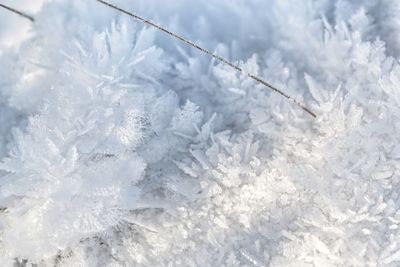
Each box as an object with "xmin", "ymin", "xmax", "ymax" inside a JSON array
[{"xmin": 0, "ymin": 0, "xmax": 46, "ymax": 49}]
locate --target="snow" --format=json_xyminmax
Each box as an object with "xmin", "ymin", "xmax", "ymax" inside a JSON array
[{"xmin": 1, "ymin": 0, "xmax": 400, "ymax": 266}]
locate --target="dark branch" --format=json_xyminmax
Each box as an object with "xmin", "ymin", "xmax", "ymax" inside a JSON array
[
  {"xmin": 95, "ymin": 0, "xmax": 316, "ymax": 118},
  {"xmin": 0, "ymin": 3, "xmax": 34, "ymax": 22}
]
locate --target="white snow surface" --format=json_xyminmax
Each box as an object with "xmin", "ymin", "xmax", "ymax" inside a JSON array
[{"xmin": 1, "ymin": 0, "xmax": 400, "ymax": 266}]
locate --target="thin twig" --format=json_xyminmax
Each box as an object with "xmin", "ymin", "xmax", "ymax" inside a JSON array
[
  {"xmin": 95, "ymin": 0, "xmax": 316, "ymax": 118},
  {"xmin": 0, "ymin": 0, "xmax": 316, "ymax": 118},
  {"xmin": 0, "ymin": 3, "xmax": 34, "ymax": 22}
]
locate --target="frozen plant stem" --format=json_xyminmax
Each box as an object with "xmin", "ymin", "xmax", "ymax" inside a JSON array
[
  {"xmin": 0, "ymin": 0, "xmax": 316, "ymax": 118},
  {"xmin": 95, "ymin": 0, "xmax": 317, "ymax": 118},
  {"xmin": 0, "ymin": 3, "xmax": 34, "ymax": 22}
]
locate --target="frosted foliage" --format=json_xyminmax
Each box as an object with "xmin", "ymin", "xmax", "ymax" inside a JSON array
[{"xmin": 0, "ymin": 0, "xmax": 400, "ymax": 266}]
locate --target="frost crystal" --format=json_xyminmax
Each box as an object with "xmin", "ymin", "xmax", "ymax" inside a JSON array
[{"xmin": 1, "ymin": 0, "xmax": 400, "ymax": 266}]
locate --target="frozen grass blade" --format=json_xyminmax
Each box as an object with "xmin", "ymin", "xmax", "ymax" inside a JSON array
[
  {"xmin": 0, "ymin": 3, "xmax": 34, "ymax": 22},
  {"xmin": 95, "ymin": 0, "xmax": 317, "ymax": 118},
  {"xmin": 0, "ymin": 0, "xmax": 316, "ymax": 118}
]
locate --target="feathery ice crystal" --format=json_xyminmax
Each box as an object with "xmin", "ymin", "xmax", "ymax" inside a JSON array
[{"xmin": 1, "ymin": 0, "xmax": 400, "ymax": 266}]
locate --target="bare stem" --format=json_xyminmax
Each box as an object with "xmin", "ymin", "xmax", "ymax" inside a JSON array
[
  {"xmin": 0, "ymin": 0, "xmax": 316, "ymax": 118},
  {"xmin": 0, "ymin": 3, "xmax": 34, "ymax": 22},
  {"xmin": 95, "ymin": 0, "xmax": 316, "ymax": 118}
]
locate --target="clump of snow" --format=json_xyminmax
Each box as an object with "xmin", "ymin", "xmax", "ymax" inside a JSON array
[{"xmin": 1, "ymin": 0, "xmax": 400, "ymax": 266}]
